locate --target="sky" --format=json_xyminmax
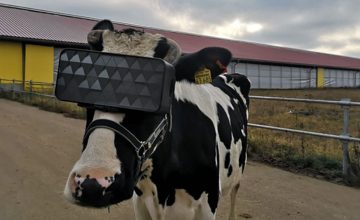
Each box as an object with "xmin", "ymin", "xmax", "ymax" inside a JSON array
[{"xmin": 1, "ymin": 0, "xmax": 360, "ymax": 58}]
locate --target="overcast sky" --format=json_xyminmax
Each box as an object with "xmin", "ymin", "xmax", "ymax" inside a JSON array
[{"xmin": 1, "ymin": 0, "xmax": 360, "ymax": 58}]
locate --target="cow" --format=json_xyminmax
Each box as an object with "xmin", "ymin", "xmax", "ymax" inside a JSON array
[{"xmin": 64, "ymin": 20, "xmax": 251, "ymax": 220}]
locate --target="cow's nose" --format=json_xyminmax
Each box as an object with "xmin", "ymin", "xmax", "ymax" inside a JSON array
[
  {"xmin": 74, "ymin": 174, "xmax": 115, "ymax": 189},
  {"xmin": 72, "ymin": 173, "xmax": 115, "ymax": 206}
]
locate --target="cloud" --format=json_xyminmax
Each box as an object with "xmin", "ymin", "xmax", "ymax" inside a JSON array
[
  {"xmin": 1, "ymin": 0, "xmax": 360, "ymax": 57},
  {"xmin": 202, "ymin": 19, "xmax": 263, "ymax": 39}
]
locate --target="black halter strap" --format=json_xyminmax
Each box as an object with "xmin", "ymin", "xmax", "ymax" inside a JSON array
[{"xmin": 82, "ymin": 115, "xmax": 169, "ymax": 163}]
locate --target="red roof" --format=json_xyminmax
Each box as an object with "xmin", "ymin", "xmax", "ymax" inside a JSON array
[{"xmin": 1, "ymin": 3, "xmax": 360, "ymax": 70}]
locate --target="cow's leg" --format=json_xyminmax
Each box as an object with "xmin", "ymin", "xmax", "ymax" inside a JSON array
[
  {"xmin": 163, "ymin": 189, "xmax": 197, "ymax": 220},
  {"xmin": 133, "ymin": 179, "xmax": 164, "ymax": 220},
  {"xmin": 133, "ymin": 195, "xmax": 152, "ymax": 220},
  {"xmin": 133, "ymin": 194, "xmax": 165, "ymax": 220},
  {"xmin": 228, "ymin": 182, "xmax": 240, "ymax": 220},
  {"xmin": 194, "ymin": 194, "xmax": 216, "ymax": 220}
]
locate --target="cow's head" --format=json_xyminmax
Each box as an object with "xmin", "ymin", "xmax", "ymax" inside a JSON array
[
  {"xmin": 64, "ymin": 20, "xmax": 181, "ymax": 207},
  {"xmin": 174, "ymin": 47, "xmax": 232, "ymax": 83}
]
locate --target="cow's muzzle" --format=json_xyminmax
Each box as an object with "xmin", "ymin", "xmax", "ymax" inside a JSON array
[{"xmin": 65, "ymin": 168, "xmax": 121, "ymax": 207}]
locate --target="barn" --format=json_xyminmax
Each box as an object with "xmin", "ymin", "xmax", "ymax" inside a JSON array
[{"xmin": 0, "ymin": 3, "xmax": 360, "ymax": 89}]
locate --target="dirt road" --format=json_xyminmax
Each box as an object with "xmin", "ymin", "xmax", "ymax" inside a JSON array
[{"xmin": 0, "ymin": 98, "xmax": 359, "ymax": 220}]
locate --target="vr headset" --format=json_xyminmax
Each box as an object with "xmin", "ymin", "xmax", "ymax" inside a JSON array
[{"xmin": 55, "ymin": 49, "xmax": 175, "ymax": 113}]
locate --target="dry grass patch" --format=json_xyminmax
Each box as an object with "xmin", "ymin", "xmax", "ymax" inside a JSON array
[{"xmin": 249, "ymin": 88, "xmax": 360, "ymax": 185}]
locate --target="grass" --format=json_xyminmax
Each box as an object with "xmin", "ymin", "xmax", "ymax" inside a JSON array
[
  {"xmin": 249, "ymin": 88, "xmax": 360, "ymax": 186},
  {"xmin": 0, "ymin": 91, "xmax": 85, "ymax": 119}
]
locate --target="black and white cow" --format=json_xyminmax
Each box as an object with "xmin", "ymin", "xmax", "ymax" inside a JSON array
[{"xmin": 64, "ymin": 20, "xmax": 251, "ymax": 220}]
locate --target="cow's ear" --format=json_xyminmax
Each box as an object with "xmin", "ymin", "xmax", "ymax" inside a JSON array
[
  {"xmin": 88, "ymin": 20, "xmax": 114, "ymax": 51},
  {"xmin": 199, "ymin": 47, "xmax": 232, "ymax": 72},
  {"xmin": 226, "ymin": 73, "xmax": 251, "ymax": 98},
  {"xmin": 155, "ymin": 38, "xmax": 182, "ymax": 64},
  {"xmin": 92, "ymin": 19, "xmax": 114, "ymax": 31},
  {"xmin": 174, "ymin": 47, "xmax": 232, "ymax": 83}
]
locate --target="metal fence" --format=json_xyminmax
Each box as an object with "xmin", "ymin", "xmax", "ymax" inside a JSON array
[
  {"xmin": 0, "ymin": 78, "xmax": 55, "ymax": 98},
  {"xmin": 249, "ymin": 96, "xmax": 360, "ymax": 177},
  {"xmin": 1, "ymin": 78, "xmax": 360, "ymax": 176}
]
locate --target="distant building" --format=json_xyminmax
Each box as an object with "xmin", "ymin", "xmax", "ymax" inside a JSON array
[{"xmin": 0, "ymin": 3, "xmax": 359, "ymax": 88}]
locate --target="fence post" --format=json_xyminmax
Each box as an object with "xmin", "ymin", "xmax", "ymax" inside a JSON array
[
  {"xmin": 29, "ymin": 80, "xmax": 33, "ymax": 102},
  {"xmin": 12, "ymin": 79, "xmax": 15, "ymax": 99},
  {"xmin": 340, "ymin": 98, "xmax": 352, "ymax": 178}
]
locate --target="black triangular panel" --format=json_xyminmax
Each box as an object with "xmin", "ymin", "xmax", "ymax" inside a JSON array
[
  {"xmin": 70, "ymin": 62, "xmax": 81, "ymax": 72},
  {"xmin": 125, "ymin": 57, "xmax": 135, "ymax": 68},
  {"xmin": 86, "ymin": 68, "xmax": 97, "ymax": 86},
  {"xmin": 132, "ymin": 98, "xmax": 143, "ymax": 108},
  {"xmin": 98, "ymin": 78, "xmax": 109, "ymax": 89},
  {"xmin": 115, "ymin": 82, "xmax": 129, "ymax": 94},
  {"xmin": 59, "ymin": 61, "xmax": 70, "ymax": 72},
  {"xmin": 95, "ymin": 56, "xmax": 106, "ymax": 66},
  {"xmin": 102, "ymin": 55, "xmax": 111, "ymax": 66},
  {"xmin": 60, "ymin": 53, "xmax": 69, "ymax": 61},
  {"xmin": 78, "ymin": 51, "xmax": 88, "ymax": 61},
  {"xmin": 148, "ymin": 74, "xmax": 162, "ymax": 83},
  {"xmin": 102, "ymin": 83, "xmax": 117, "ymax": 102},
  {"xmin": 119, "ymin": 97, "xmax": 130, "ymax": 106},
  {"xmin": 145, "ymin": 100, "xmax": 156, "ymax": 110},
  {"xmin": 90, "ymin": 52, "xmax": 100, "ymax": 63},
  {"xmin": 56, "ymin": 49, "xmax": 172, "ymax": 113},
  {"xmin": 110, "ymin": 79, "xmax": 121, "ymax": 90},
  {"xmin": 62, "ymin": 65, "xmax": 73, "ymax": 74},
  {"xmin": 82, "ymin": 55, "xmax": 92, "ymax": 64},
  {"xmin": 82, "ymin": 63, "xmax": 93, "ymax": 74},
  {"xmin": 135, "ymin": 74, "xmax": 146, "ymax": 83},
  {"xmin": 90, "ymin": 80, "xmax": 102, "ymax": 91},
  {"xmin": 118, "ymin": 68, "xmax": 129, "ymax": 79},
  {"xmin": 62, "ymin": 74, "xmax": 73, "ymax": 86},
  {"xmin": 128, "ymin": 95, "xmax": 137, "ymax": 105},
  {"xmin": 123, "ymin": 72, "xmax": 133, "ymax": 82},
  {"xmin": 57, "ymin": 77, "xmax": 65, "ymax": 86},
  {"xmin": 107, "ymin": 57, "xmax": 117, "ymax": 67},
  {"xmin": 94, "ymin": 65, "xmax": 104, "ymax": 75},
  {"xmin": 74, "ymin": 67, "xmax": 85, "ymax": 76},
  {"xmin": 143, "ymin": 62, "xmax": 153, "ymax": 71},
  {"xmin": 140, "ymin": 86, "xmax": 151, "ymax": 96},
  {"xmin": 70, "ymin": 54, "xmax": 80, "ymax": 62},
  {"xmin": 131, "ymin": 60, "xmax": 141, "ymax": 70},
  {"xmin": 98, "ymin": 69, "xmax": 109, "ymax": 79},
  {"xmin": 111, "ymin": 71, "xmax": 121, "ymax": 80},
  {"xmin": 106, "ymin": 67, "xmax": 117, "ymax": 76},
  {"xmin": 73, "ymin": 75, "xmax": 86, "ymax": 85},
  {"xmin": 155, "ymin": 63, "xmax": 164, "ymax": 72},
  {"xmin": 88, "ymin": 68, "xmax": 97, "ymax": 78},
  {"xmin": 79, "ymin": 80, "xmax": 89, "ymax": 89},
  {"xmin": 68, "ymin": 50, "xmax": 77, "ymax": 58},
  {"xmin": 116, "ymin": 58, "xmax": 129, "ymax": 68}
]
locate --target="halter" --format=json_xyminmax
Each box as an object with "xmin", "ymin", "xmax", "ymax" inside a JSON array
[{"xmin": 82, "ymin": 115, "xmax": 169, "ymax": 180}]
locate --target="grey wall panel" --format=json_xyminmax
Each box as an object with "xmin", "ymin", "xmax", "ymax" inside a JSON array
[
  {"xmin": 356, "ymin": 72, "xmax": 360, "ymax": 86},
  {"xmin": 271, "ymin": 77, "xmax": 282, "ymax": 88},
  {"xmin": 232, "ymin": 62, "xmax": 359, "ymax": 89}
]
